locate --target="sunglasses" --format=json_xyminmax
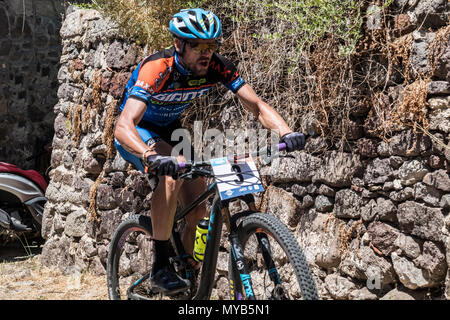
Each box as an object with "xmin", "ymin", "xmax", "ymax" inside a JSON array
[{"xmin": 186, "ymin": 41, "xmax": 220, "ymax": 54}]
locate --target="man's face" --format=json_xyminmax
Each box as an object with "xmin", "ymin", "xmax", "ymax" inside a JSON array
[{"xmin": 175, "ymin": 38, "xmax": 219, "ymax": 76}]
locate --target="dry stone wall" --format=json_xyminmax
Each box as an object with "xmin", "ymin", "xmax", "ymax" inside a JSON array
[
  {"xmin": 41, "ymin": 3, "xmax": 450, "ymax": 300},
  {"xmin": 0, "ymin": 0, "xmax": 65, "ymax": 171}
]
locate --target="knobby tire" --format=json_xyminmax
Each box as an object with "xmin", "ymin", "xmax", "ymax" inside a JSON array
[{"xmin": 229, "ymin": 212, "xmax": 319, "ymax": 300}]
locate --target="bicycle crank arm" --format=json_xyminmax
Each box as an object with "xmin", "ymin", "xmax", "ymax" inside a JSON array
[{"xmin": 126, "ymin": 273, "xmax": 153, "ymax": 300}]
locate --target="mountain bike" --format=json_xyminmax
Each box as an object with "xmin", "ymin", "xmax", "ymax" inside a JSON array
[{"xmin": 106, "ymin": 143, "xmax": 318, "ymax": 300}]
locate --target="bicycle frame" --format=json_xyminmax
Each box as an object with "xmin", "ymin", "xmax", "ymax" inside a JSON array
[
  {"xmin": 166, "ymin": 143, "xmax": 292, "ymax": 300},
  {"xmin": 170, "ymin": 178, "xmax": 262, "ymax": 300}
]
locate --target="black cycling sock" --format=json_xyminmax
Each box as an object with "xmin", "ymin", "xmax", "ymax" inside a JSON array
[{"xmin": 152, "ymin": 239, "xmax": 170, "ymax": 273}]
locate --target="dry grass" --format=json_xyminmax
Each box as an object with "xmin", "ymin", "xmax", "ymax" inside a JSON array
[
  {"xmin": 92, "ymin": 0, "xmax": 205, "ymax": 51},
  {"xmin": 0, "ymin": 255, "xmax": 108, "ymax": 300}
]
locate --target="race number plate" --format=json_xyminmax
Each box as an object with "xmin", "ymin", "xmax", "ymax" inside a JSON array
[{"xmin": 210, "ymin": 156, "xmax": 264, "ymax": 200}]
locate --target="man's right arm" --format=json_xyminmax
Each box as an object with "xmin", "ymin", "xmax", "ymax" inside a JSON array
[{"xmin": 114, "ymin": 97, "xmax": 157, "ymax": 159}]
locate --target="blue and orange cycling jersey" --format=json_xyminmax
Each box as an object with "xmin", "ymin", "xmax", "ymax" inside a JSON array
[{"xmin": 119, "ymin": 46, "xmax": 246, "ymax": 127}]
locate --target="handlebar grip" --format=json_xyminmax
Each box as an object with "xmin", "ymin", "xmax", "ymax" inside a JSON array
[
  {"xmin": 178, "ymin": 162, "xmax": 186, "ymax": 171},
  {"xmin": 277, "ymin": 142, "xmax": 287, "ymax": 151}
]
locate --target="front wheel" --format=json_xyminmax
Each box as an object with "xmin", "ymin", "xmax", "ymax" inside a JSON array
[{"xmin": 228, "ymin": 213, "xmax": 318, "ymax": 300}]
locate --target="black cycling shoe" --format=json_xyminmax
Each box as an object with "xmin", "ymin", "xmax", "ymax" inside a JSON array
[{"xmin": 149, "ymin": 267, "xmax": 191, "ymax": 296}]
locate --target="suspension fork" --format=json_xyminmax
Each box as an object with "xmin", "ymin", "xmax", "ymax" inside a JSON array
[
  {"xmin": 227, "ymin": 194, "xmax": 282, "ymax": 299},
  {"xmin": 256, "ymin": 233, "xmax": 282, "ymax": 285},
  {"xmin": 229, "ymin": 230, "xmax": 256, "ymax": 300},
  {"xmin": 224, "ymin": 195, "xmax": 258, "ymax": 300}
]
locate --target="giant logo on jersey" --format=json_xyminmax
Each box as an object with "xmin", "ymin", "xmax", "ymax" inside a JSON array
[{"xmin": 152, "ymin": 87, "xmax": 213, "ymax": 103}]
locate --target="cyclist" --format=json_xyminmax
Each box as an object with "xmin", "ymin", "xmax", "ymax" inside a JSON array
[{"xmin": 114, "ymin": 8, "xmax": 306, "ymax": 295}]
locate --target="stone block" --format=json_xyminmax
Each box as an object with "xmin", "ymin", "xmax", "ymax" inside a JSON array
[
  {"xmin": 397, "ymin": 201, "xmax": 444, "ymax": 242},
  {"xmin": 313, "ymin": 151, "xmax": 362, "ymax": 187}
]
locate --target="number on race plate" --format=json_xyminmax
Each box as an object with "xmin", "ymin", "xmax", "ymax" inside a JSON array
[{"xmin": 210, "ymin": 156, "xmax": 264, "ymax": 200}]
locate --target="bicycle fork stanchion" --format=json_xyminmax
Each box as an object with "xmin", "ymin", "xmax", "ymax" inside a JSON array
[
  {"xmin": 256, "ymin": 233, "xmax": 288, "ymax": 299},
  {"xmin": 219, "ymin": 199, "xmax": 257, "ymax": 300},
  {"xmin": 229, "ymin": 232, "xmax": 256, "ymax": 300}
]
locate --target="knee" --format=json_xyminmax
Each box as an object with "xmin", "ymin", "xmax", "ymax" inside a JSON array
[
  {"xmin": 186, "ymin": 202, "xmax": 207, "ymax": 227},
  {"xmin": 163, "ymin": 175, "xmax": 183, "ymax": 192}
]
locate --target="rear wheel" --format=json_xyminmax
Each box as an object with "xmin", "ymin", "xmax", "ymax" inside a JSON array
[
  {"xmin": 228, "ymin": 213, "xmax": 318, "ymax": 300},
  {"xmin": 106, "ymin": 214, "xmax": 195, "ymax": 300},
  {"xmin": 107, "ymin": 214, "xmax": 155, "ymax": 300}
]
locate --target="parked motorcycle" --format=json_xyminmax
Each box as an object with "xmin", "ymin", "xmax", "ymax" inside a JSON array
[{"xmin": 0, "ymin": 159, "xmax": 48, "ymax": 245}]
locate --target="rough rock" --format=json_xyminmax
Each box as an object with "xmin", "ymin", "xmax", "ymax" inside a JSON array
[
  {"xmin": 397, "ymin": 160, "xmax": 429, "ymax": 186},
  {"xmin": 427, "ymin": 81, "xmax": 450, "ymax": 95},
  {"xmin": 364, "ymin": 158, "xmax": 395, "ymax": 185},
  {"xmin": 64, "ymin": 210, "xmax": 86, "ymax": 238},
  {"xmin": 440, "ymin": 194, "xmax": 450, "ymax": 209},
  {"xmin": 340, "ymin": 244, "xmax": 395, "ymax": 286},
  {"xmin": 262, "ymin": 186, "xmax": 302, "ymax": 227},
  {"xmin": 296, "ymin": 212, "xmax": 344, "ymax": 269},
  {"xmin": 356, "ymin": 138, "xmax": 378, "ymax": 158},
  {"xmin": 386, "ymin": 130, "xmax": 431, "ymax": 157},
  {"xmin": 380, "ymin": 287, "xmax": 416, "ymax": 300},
  {"xmin": 391, "ymin": 252, "xmax": 429, "ymax": 289},
  {"xmin": 429, "ymin": 107, "xmax": 450, "ymax": 133},
  {"xmin": 413, "ymin": 182, "xmax": 442, "ymax": 206},
  {"xmin": 361, "ymin": 198, "xmax": 397, "ymax": 222},
  {"xmin": 413, "ymin": 0, "xmax": 449, "ymax": 29},
  {"xmin": 394, "ymin": 234, "xmax": 422, "ymax": 259},
  {"xmin": 413, "ymin": 241, "xmax": 447, "ymax": 286},
  {"xmin": 96, "ymin": 184, "xmax": 116, "ymax": 210},
  {"xmin": 98, "ymin": 208, "xmax": 123, "ymax": 240},
  {"xmin": 313, "ymin": 151, "xmax": 362, "ymax": 187},
  {"xmin": 397, "ymin": 201, "xmax": 444, "ymax": 242},
  {"xmin": 367, "ymin": 221, "xmax": 400, "ymax": 256},
  {"xmin": 324, "ymin": 274, "xmax": 356, "ymax": 300},
  {"xmin": 261, "ymin": 151, "xmax": 322, "ymax": 183},
  {"xmin": 334, "ymin": 189, "xmax": 363, "ymax": 219},
  {"xmin": 422, "ymin": 169, "xmax": 450, "ymax": 192},
  {"xmin": 348, "ymin": 287, "xmax": 378, "ymax": 300},
  {"xmin": 315, "ymin": 195, "xmax": 334, "ymax": 213},
  {"xmin": 411, "ymin": 30, "xmax": 436, "ymax": 77}
]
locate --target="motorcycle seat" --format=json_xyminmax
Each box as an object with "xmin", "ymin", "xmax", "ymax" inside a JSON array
[{"xmin": 0, "ymin": 162, "xmax": 47, "ymax": 192}]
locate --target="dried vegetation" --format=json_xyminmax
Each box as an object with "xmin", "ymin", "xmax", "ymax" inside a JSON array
[{"xmin": 74, "ymin": 0, "xmax": 449, "ymax": 147}]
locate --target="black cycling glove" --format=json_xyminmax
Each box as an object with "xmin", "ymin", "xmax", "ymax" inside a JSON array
[
  {"xmin": 280, "ymin": 132, "xmax": 306, "ymax": 152},
  {"xmin": 145, "ymin": 155, "xmax": 179, "ymax": 176}
]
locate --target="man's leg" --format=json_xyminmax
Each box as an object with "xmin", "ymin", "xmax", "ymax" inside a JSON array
[
  {"xmin": 178, "ymin": 178, "xmax": 207, "ymax": 258},
  {"xmin": 147, "ymin": 141, "xmax": 190, "ymax": 294},
  {"xmin": 150, "ymin": 175, "xmax": 183, "ymax": 241}
]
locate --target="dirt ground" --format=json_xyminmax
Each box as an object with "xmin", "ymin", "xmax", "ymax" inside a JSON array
[{"xmin": 0, "ymin": 241, "xmax": 108, "ymax": 300}]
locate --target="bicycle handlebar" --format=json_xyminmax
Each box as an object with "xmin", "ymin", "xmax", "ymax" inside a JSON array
[{"xmin": 177, "ymin": 142, "xmax": 287, "ymax": 172}]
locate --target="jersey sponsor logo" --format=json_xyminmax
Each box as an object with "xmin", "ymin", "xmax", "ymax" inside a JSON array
[
  {"xmin": 210, "ymin": 60, "xmax": 233, "ymax": 79},
  {"xmin": 135, "ymin": 80, "xmax": 155, "ymax": 94},
  {"xmin": 187, "ymin": 78, "xmax": 207, "ymax": 86},
  {"xmin": 135, "ymin": 65, "xmax": 172, "ymax": 93},
  {"xmin": 229, "ymin": 76, "xmax": 244, "ymax": 91},
  {"xmin": 155, "ymin": 65, "xmax": 172, "ymax": 90},
  {"xmin": 152, "ymin": 87, "xmax": 212, "ymax": 102}
]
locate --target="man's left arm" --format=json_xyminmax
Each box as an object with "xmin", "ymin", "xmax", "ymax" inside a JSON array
[
  {"xmin": 235, "ymin": 83, "xmax": 306, "ymax": 152},
  {"xmin": 235, "ymin": 84, "xmax": 292, "ymax": 136}
]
